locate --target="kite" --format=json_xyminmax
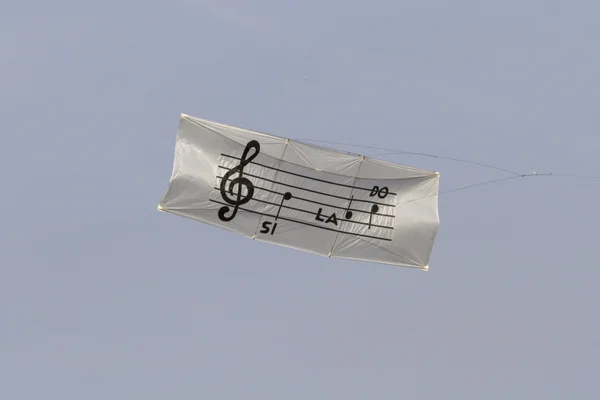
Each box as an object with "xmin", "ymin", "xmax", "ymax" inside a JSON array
[{"xmin": 157, "ymin": 114, "xmax": 440, "ymax": 270}]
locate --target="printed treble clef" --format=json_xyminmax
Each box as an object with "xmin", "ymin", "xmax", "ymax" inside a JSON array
[{"xmin": 217, "ymin": 140, "xmax": 261, "ymax": 222}]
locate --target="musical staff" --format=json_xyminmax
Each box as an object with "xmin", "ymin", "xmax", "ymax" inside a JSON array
[{"xmin": 212, "ymin": 140, "xmax": 398, "ymax": 241}]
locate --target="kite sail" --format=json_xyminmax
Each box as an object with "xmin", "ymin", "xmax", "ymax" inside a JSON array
[{"xmin": 157, "ymin": 114, "xmax": 440, "ymax": 270}]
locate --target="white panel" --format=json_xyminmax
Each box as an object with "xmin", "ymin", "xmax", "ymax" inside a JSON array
[{"xmin": 158, "ymin": 114, "xmax": 441, "ymax": 270}]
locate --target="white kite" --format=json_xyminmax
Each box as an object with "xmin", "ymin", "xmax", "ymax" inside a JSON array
[{"xmin": 157, "ymin": 114, "xmax": 440, "ymax": 270}]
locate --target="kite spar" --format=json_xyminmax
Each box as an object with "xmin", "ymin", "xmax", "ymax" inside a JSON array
[{"xmin": 157, "ymin": 114, "xmax": 440, "ymax": 270}]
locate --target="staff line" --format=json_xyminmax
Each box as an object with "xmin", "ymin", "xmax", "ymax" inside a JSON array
[
  {"xmin": 217, "ymin": 165, "xmax": 396, "ymax": 208},
  {"xmin": 215, "ymin": 177, "xmax": 396, "ymax": 218},
  {"xmin": 221, "ymin": 153, "xmax": 399, "ymax": 196},
  {"xmin": 211, "ymin": 186, "xmax": 394, "ymax": 230},
  {"xmin": 208, "ymin": 199, "xmax": 392, "ymax": 241}
]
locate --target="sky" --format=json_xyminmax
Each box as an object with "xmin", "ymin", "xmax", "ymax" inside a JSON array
[{"xmin": 1, "ymin": 0, "xmax": 599, "ymax": 398}]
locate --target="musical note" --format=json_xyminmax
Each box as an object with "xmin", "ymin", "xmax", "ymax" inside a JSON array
[
  {"xmin": 344, "ymin": 195, "xmax": 354, "ymax": 219},
  {"xmin": 275, "ymin": 192, "xmax": 292, "ymax": 220},
  {"xmin": 368, "ymin": 204, "xmax": 379, "ymax": 229},
  {"xmin": 217, "ymin": 140, "xmax": 260, "ymax": 222}
]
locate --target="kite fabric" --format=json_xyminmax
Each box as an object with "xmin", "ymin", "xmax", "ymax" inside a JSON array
[{"xmin": 157, "ymin": 114, "xmax": 440, "ymax": 270}]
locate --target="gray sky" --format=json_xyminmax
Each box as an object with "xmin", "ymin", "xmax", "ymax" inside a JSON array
[{"xmin": 2, "ymin": 1, "xmax": 599, "ymax": 398}]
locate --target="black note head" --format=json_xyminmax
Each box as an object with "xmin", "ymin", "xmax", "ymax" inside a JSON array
[
  {"xmin": 283, "ymin": 192, "xmax": 292, "ymax": 201},
  {"xmin": 345, "ymin": 210, "xmax": 353, "ymax": 219},
  {"xmin": 371, "ymin": 204, "xmax": 379, "ymax": 214}
]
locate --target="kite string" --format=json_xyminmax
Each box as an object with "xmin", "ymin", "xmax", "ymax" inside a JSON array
[
  {"xmin": 293, "ymin": 138, "xmax": 600, "ymax": 204},
  {"xmin": 293, "ymin": 138, "xmax": 600, "ymax": 181},
  {"xmin": 363, "ymin": 151, "xmax": 521, "ymax": 176},
  {"xmin": 439, "ymin": 175, "xmax": 524, "ymax": 196},
  {"xmin": 293, "ymin": 139, "xmax": 523, "ymax": 176}
]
